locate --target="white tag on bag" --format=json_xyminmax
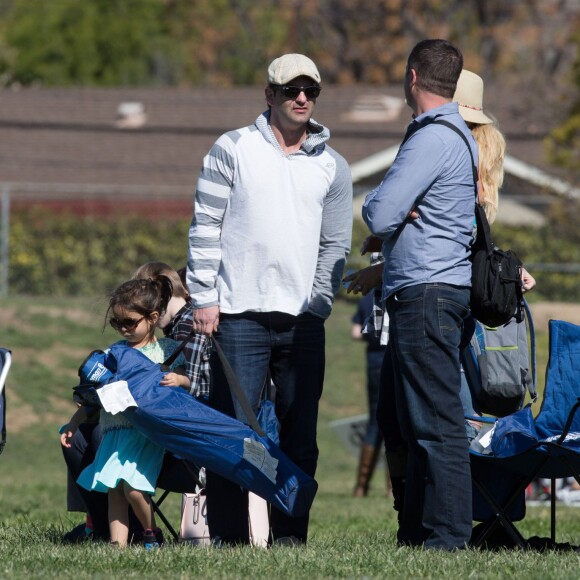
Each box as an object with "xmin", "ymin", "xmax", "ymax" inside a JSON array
[{"xmin": 97, "ymin": 380, "xmax": 137, "ymax": 415}]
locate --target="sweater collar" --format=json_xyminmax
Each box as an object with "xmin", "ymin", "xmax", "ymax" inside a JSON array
[{"xmin": 255, "ymin": 110, "xmax": 330, "ymax": 155}]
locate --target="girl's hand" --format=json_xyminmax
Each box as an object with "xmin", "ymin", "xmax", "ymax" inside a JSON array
[
  {"xmin": 160, "ymin": 372, "xmax": 191, "ymax": 390},
  {"xmin": 160, "ymin": 372, "xmax": 180, "ymax": 387},
  {"xmin": 521, "ymin": 268, "xmax": 536, "ymax": 293},
  {"xmin": 60, "ymin": 424, "xmax": 76, "ymax": 448}
]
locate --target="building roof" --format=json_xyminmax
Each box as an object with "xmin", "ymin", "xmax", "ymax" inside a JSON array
[{"xmin": 0, "ymin": 83, "xmax": 577, "ymax": 221}]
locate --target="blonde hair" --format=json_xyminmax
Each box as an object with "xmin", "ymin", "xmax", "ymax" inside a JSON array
[
  {"xmin": 470, "ymin": 123, "xmax": 506, "ymax": 225},
  {"xmin": 131, "ymin": 261, "xmax": 189, "ymax": 299}
]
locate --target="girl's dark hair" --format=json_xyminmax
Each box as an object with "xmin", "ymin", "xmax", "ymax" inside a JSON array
[
  {"xmin": 407, "ymin": 39, "xmax": 463, "ymax": 98},
  {"xmin": 105, "ymin": 276, "xmax": 173, "ymax": 326}
]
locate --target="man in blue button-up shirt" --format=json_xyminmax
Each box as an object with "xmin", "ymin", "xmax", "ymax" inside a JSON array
[{"xmin": 363, "ymin": 39, "xmax": 476, "ymax": 550}]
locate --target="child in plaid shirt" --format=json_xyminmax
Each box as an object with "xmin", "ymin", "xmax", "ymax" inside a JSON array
[{"xmin": 132, "ymin": 262, "xmax": 211, "ymax": 399}]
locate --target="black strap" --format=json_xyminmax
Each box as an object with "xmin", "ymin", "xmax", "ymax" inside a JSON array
[
  {"xmin": 165, "ymin": 326, "xmax": 266, "ymax": 436},
  {"xmin": 212, "ymin": 339, "xmax": 265, "ymax": 437},
  {"xmin": 431, "ymin": 119, "xmax": 479, "ymax": 191},
  {"xmin": 432, "ymin": 119, "xmax": 493, "ymax": 254},
  {"xmin": 162, "ymin": 330, "xmax": 195, "ymax": 369}
]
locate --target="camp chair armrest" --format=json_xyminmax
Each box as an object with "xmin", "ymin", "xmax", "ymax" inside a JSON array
[{"xmin": 557, "ymin": 398, "xmax": 580, "ymax": 444}]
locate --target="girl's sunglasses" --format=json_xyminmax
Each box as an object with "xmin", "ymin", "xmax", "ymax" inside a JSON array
[
  {"xmin": 109, "ymin": 316, "xmax": 145, "ymax": 331},
  {"xmin": 275, "ymin": 84, "xmax": 321, "ymax": 99}
]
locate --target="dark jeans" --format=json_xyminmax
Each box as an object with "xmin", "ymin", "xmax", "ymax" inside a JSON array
[
  {"xmin": 377, "ymin": 343, "xmax": 404, "ymax": 454},
  {"xmin": 363, "ymin": 349, "xmax": 386, "ymax": 446},
  {"xmin": 387, "ymin": 283, "xmax": 472, "ymax": 550},
  {"xmin": 61, "ymin": 422, "xmax": 110, "ymax": 537},
  {"xmin": 206, "ymin": 311, "xmax": 325, "ymax": 544}
]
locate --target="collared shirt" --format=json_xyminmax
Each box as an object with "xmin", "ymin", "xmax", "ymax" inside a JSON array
[
  {"xmin": 163, "ymin": 301, "xmax": 211, "ymax": 399},
  {"xmin": 362, "ymin": 102, "xmax": 477, "ymax": 300}
]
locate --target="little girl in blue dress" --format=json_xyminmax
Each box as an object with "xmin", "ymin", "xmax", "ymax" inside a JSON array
[{"xmin": 61, "ymin": 277, "xmax": 191, "ymax": 548}]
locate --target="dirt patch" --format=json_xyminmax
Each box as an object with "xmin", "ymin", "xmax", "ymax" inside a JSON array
[
  {"xmin": 27, "ymin": 304, "xmax": 102, "ymax": 325},
  {"xmin": 6, "ymin": 391, "xmax": 76, "ymax": 434},
  {"xmin": 528, "ymin": 302, "xmax": 580, "ymax": 335}
]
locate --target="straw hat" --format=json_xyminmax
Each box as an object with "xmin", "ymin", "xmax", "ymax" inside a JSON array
[{"xmin": 453, "ymin": 69, "xmax": 493, "ymax": 125}]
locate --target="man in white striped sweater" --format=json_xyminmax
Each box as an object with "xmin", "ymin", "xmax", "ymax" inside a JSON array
[{"xmin": 186, "ymin": 53, "xmax": 352, "ymax": 546}]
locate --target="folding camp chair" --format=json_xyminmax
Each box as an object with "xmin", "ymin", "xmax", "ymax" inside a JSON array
[
  {"xmin": 0, "ymin": 348, "xmax": 11, "ymax": 456},
  {"xmin": 469, "ymin": 319, "xmax": 580, "ymax": 548}
]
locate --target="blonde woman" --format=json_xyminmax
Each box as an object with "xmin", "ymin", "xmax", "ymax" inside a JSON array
[{"xmin": 454, "ymin": 69, "xmax": 504, "ymax": 226}]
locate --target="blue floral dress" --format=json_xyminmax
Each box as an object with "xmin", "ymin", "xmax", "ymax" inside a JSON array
[{"xmin": 77, "ymin": 338, "xmax": 186, "ymax": 495}]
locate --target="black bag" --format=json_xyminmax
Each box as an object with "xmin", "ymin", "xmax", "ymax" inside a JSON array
[
  {"xmin": 432, "ymin": 120, "xmax": 524, "ymax": 328},
  {"xmin": 470, "ymin": 204, "xmax": 524, "ymax": 328}
]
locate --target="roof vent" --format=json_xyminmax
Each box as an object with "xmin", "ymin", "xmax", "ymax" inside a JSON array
[
  {"xmin": 116, "ymin": 101, "xmax": 147, "ymax": 129},
  {"xmin": 342, "ymin": 94, "xmax": 404, "ymax": 123}
]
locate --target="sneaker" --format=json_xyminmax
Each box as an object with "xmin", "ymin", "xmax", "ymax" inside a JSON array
[
  {"xmin": 154, "ymin": 527, "xmax": 165, "ymax": 547},
  {"xmin": 142, "ymin": 529, "xmax": 159, "ymax": 550},
  {"xmin": 559, "ymin": 487, "xmax": 580, "ymax": 506}
]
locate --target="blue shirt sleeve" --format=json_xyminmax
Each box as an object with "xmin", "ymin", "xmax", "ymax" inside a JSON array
[{"xmin": 362, "ymin": 129, "xmax": 448, "ymax": 239}]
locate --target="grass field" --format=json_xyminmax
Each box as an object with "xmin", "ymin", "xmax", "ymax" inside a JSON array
[{"xmin": 1, "ymin": 295, "xmax": 580, "ymax": 578}]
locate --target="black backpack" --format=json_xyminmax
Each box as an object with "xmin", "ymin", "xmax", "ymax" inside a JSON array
[
  {"xmin": 470, "ymin": 203, "xmax": 524, "ymax": 327},
  {"xmin": 433, "ymin": 120, "xmax": 524, "ymax": 328}
]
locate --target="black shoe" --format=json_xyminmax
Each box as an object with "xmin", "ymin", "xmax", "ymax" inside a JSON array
[
  {"xmin": 62, "ymin": 523, "xmax": 91, "ymax": 544},
  {"xmin": 154, "ymin": 528, "xmax": 165, "ymax": 547}
]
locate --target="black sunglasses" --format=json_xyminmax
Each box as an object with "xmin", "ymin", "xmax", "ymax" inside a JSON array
[
  {"xmin": 109, "ymin": 316, "xmax": 145, "ymax": 331},
  {"xmin": 275, "ymin": 85, "xmax": 321, "ymax": 99}
]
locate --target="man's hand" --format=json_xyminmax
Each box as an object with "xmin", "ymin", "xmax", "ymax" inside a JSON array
[
  {"xmin": 193, "ymin": 305, "xmax": 220, "ymax": 336},
  {"xmin": 342, "ymin": 264, "xmax": 383, "ymax": 295},
  {"xmin": 360, "ymin": 235, "xmax": 383, "ymax": 255}
]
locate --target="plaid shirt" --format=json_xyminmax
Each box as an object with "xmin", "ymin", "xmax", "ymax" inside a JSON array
[
  {"xmin": 163, "ymin": 301, "xmax": 211, "ymax": 399},
  {"xmin": 363, "ymin": 252, "xmax": 390, "ymax": 346}
]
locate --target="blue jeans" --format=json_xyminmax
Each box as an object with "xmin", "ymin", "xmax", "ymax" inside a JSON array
[
  {"xmin": 206, "ymin": 311, "xmax": 325, "ymax": 544},
  {"xmin": 387, "ymin": 283, "xmax": 472, "ymax": 550}
]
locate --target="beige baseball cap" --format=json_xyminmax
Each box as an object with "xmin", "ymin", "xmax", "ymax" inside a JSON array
[{"xmin": 267, "ymin": 54, "xmax": 321, "ymax": 85}]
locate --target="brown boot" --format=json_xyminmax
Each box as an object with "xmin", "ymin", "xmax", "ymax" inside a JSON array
[{"xmin": 353, "ymin": 444, "xmax": 381, "ymax": 497}]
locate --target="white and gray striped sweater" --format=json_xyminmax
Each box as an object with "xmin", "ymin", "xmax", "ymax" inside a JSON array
[{"xmin": 186, "ymin": 111, "xmax": 352, "ymax": 320}]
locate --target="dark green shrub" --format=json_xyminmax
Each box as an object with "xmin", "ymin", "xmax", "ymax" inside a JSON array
[{"xmin": 9, "ymin": 208, "xmax": 190, "ymax": 296}]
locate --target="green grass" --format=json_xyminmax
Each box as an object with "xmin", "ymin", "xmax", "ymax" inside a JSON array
[{"xmin": 1, "ymin": 295, "xmax": 579, "ymax": 578}]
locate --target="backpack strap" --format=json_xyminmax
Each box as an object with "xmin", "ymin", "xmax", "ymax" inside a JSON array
[
  {"xmin": 431, "ymin": 119, "xmax": 479, "ymax": 194},
  {"xmin": 162, "ymin": 330, "xmax": 195, "ymax": 369},
  {"xmin": 523, "ymin": 299, "xmax": 538, "ymax": 399}
]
